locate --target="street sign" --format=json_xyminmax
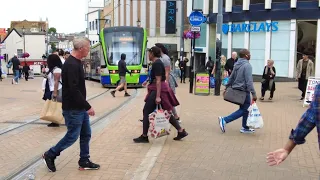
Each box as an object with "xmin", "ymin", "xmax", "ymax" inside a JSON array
[
  {"xmin": 189, "ymin": 11, "xmax": 205, "ymax": 26},
  {"xmin": 191, "ymin": 26, "xmax": 201, "ymax": 32}
]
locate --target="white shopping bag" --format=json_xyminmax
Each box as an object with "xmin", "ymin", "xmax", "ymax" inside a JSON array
[
  {"xmin": 148, "ymin": 105, "xmax": 171, "ymax": 138},
  {"xmin": 247, "ymin": 102, "xmax": 264, "ymax": 129}
]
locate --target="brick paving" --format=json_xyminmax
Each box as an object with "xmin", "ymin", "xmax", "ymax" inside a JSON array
[
  {"xmin": 24, "ymin": 81, "xmax": 320, "ymax": 180},
  {"xmin": 1, "ymin": 78, "xmax": 319, "ymax": 180},
  {"xmin": 0, "ymin": 77, "xmax": 105, "ymax": 126},
  {"xmin": 0, "ymin": 77, "xmax": 133, "ymax": 179}
]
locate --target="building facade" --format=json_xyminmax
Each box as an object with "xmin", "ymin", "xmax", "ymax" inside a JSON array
[
  {"xmin": 86, "ymin": 1, "xmax": 104, "ymax": 46},
  {"xmin": 188, "ymin": 0, "xmax": 320, "ymax": 78},
  {"xmin": 1, "ymin": 28, "xmax": 46, "ymax": 74},
  {"xmin": 102, "ymin": 0, "xmax": 191, "ymax": 66}
]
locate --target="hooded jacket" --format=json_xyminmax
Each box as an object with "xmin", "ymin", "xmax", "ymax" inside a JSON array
[{"xmin": 225, "ymin": 58, "xmax": 256, "ymax": 96}]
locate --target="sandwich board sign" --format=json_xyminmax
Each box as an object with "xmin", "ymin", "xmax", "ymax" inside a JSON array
[{"xmin": 303, "ymin": 77, "xmax": 320, "ymax": 107}]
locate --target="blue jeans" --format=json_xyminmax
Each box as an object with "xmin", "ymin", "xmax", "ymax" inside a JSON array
[
  {"xmin": 223, "ymin": 92, "xmax": 251, "ymax": 129},
  {"xmin": 47, "ymin": 110, "xmax": 91, "ymax": 161},
  {"xmin": 175, "ymin": 68, "xmax": 181, "ymax": 78},
  {"xmin": 14, "ymin": 70, "xmax": 19, "ymax": 83}
]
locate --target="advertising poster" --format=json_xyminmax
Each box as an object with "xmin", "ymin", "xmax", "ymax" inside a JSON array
[
  {"xmin": 195, "ymin": 73, "xmax": 210, "ymax": 95},
  {"xmin": 303, "ymin": 77, "xmax": 320, "ymax": 107}
]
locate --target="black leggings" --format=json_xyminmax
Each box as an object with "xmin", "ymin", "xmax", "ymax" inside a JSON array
[
  {"xmin": 142, "ymin": 90, "xmax": 181, "ymax": 135},
  {"xmin": 24, "ymin": 72, "xmax": 29, "ymax": 81}
]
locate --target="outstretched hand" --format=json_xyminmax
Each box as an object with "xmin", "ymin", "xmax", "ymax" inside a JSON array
[{"xmin": 266, "ymin": 148, "xmax": 289, "ymax": 166}]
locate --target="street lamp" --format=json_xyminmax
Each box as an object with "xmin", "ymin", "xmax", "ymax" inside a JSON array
[
  {"xmin": 22, "ymin": 26, "xmax": 26, "ymax": 58},
  {"xmin": 137, "ymin": 19, "xmax": 141, "ymax": 27}
]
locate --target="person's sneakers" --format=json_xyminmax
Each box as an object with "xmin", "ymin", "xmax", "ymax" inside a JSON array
[
  {"xmin": 47, "ymin": 123, "xmax": 60, "ymax": 127},
  {"xmin": 240, "ymin": 127, "xmax": 255, "ymax": 134},
  {"xmin": 124, "ymin": 92, "xmax": 131, "ymax": 97},
  {"xmin": 139, "ymin": 119, "xmax": 143, "ymax": 122},
  {"xmin": 218, "ymin": 117, "xmax": 226, "ymax": 133},
  {"xmin": 133, "ymin": 135, "xmax": 149, "ymax": 143},
  {"xmin": 110, "ymin": 90, "xmax": 115, "ymax": 97},
  {"xmin": 78, "ymin": 159, "xmax": 100, "ymax": 171},
  {"xmin": 42, "ymin": 153, "xmax": 56, "ymax": 172},
  {"xmin": 173, "ymin": 129, "xmax": 188, "ymax": 140},
  {"xmin": 12, "ymin": 79, "xmax": 14, "ymax": 84},
  {"xmin": 299, "ymin": 97, "xmax": 304, "ymax": 101}
]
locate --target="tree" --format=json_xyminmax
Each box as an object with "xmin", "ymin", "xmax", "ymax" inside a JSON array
[
  {"xmin": 50, "ymin": 42, "xmax": 57, "ymax": 52},
  {"xmin": 48, "ymin": 27, "xmax": 57, "ymax": 34}
]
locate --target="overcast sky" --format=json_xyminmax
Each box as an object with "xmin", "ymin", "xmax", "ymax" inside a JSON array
[{"xmin": 0, "ymin": 0, "xmax": 91, "ymax": 34}]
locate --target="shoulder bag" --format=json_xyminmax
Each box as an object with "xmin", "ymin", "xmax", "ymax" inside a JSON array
[{"xmin": 223, "ymin": 65, "xmax": 247, "ymax": 105}]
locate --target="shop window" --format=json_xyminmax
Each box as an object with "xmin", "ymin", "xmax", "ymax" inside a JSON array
[
  {"xmin": 270, "ymin": 21, "xmax": 291, "ymax": 77},
  {"xmin": 251, "ymin": 0, "xmax": 264, "ymax": 4},
  {"xmin": 89, "ymin": 22, "xmax": 92, "ymax": 31},
  {"xmin": 17, "ymin": 49, "xmax": 23, "ymax": 58},
  {"xmin": 249, "ymin": 21, "xmax": 266, "ymax": 75},
  {"xmin": 233, "ymin": 0, "xmax": 243, "ymax": 6}
]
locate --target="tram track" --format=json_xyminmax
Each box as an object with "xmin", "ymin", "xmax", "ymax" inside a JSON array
[
  {"xmin": 1, "ymin": 88, "xmax": 138, "ymax": 180},
  {"xmin": 0, "ymin": 89, "xmax": 111, "ymax": 136}
]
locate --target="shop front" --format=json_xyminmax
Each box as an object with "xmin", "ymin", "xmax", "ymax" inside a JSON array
[
  {"xmin": 6, "ymin": 60, "xmax": 46, "ymax": 75},
  {"xmin": 220, "ymin": 19, "xmax": 319, "ymax": 78},
  {"xmin": 208, "ymin": 1, "xmax": 320, "ymax": 79}
]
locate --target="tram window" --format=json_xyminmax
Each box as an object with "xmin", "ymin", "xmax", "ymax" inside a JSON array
[{"xmin": 104, "ymin": 31, "xmax": 144, "ymax": 66}]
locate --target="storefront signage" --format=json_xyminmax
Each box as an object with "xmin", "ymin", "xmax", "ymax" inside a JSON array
[
  {"xmin": 195, "ymin": 73, "xmax": 210, "ymax": 96},
  {"xmin": 165, "ymin": 1, "xmax": 176, "ymax": 34},
  {"xmin": 303, "ymin": 77, "xmax": 320, "ymax": 107},
  {"xmin": 222, "ymin": 22, "xmax": 279, "ymax": 34}
]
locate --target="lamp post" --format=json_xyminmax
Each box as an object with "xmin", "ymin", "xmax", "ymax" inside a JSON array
[
  {"xmin": 22, "ymin": 26, "xmax": 26, "ymax": 57},
  {"xmin": 214, "ymin": 0, "xmax": 223, "ymax": 96},
  {"xmin": 137, "ymin": 19, "xmax": 141, "ymax": 27}
]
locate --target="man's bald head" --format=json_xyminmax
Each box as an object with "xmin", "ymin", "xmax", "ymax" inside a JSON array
[
  {"xmin": 231, "ymin": 52, "xmax": 237, "ymax": 59},
  {"xmin": 239, "ymin": 49, "xmax": 251, "ymax": 60}
]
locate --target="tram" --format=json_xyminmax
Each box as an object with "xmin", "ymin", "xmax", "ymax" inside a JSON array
[{"xmin": 84, "ymin": 26, "xmax": 148, "ymax": 87}]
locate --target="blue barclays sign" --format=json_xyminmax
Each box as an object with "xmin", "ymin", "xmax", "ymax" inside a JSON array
[
  {"xmin": 222, "ymin": 22, "xmax": 279, "ymax": 34},
  {"xmin": 165, "ymin": 1, "xmax": 177, "ymax": 34}
]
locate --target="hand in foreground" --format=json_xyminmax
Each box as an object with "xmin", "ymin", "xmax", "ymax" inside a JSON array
[
  {"xmin": 155, "ymin": 97, "xmax": 161, "ymax": 104},
  {"xmin": 266, "ymin": 148, "xmax": 289, "ymax": 166},
  {"xmin": 87, "ymin": 108, "xmax": 95, "ymax": 116}
]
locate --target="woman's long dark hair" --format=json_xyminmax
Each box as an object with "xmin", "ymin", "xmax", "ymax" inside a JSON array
[{"xmin": 47, "ymin": 54, "xmax": 62, "ymax": 72}]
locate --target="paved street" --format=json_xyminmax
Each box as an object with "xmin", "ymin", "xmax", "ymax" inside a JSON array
[{"xmin": 0, "ymin": 78, "xmax": 319, "ymax": 180}]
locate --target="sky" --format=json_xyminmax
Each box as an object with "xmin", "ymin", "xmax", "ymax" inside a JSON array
[{"xmin": 0, "ymin": 0, "xmax": 89, "ymax": 34}]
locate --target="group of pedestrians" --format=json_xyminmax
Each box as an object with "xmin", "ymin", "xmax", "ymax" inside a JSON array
[{"xmin": 6, "ymin": 54, "xmax": 31, "ymax": 84}]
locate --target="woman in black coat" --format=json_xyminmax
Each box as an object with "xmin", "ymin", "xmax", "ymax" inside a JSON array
[{"xmin": 260, "ymin": 60, "xmax": 276, "ymax": 101}]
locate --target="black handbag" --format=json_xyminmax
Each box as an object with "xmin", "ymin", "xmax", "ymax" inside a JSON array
[{"xmin": 224, "ymin": 87, "xmax": 247, "ymax": 105}]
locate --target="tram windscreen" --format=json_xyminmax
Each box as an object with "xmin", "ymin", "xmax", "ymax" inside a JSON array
[{"xmin": 104, "ymin": 31, "xmax": 143, "ymax": 66}]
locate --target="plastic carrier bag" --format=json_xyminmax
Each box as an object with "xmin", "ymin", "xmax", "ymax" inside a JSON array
[
  {"xmin": 148, "ymin": 105, "xmax": 171, "ymax": 138},
  {"xmin": 247, "ymin": 102, "xmax": 264, "ymax": 129}
]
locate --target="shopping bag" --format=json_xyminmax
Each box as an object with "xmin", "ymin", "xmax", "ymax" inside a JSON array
[
  {"xmin": 40, "ymin": 100, "xmax": 64, "ymax": 124},
  {"xmin": 148, "ymin": 105, "xmax": 171, "ymax": 138},
  {"xmin": 247, "ymin": 102, "xmax": 264, "ymax": 129},
  {"xmin": 210, "ymin": 77, "xmax": 215, "ymax": 88},
  {"xmin": 222, "ymin": 77, "xmax": 229, "ymax": 86}
]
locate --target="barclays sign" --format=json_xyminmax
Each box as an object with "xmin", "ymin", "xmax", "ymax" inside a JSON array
[{"xmin": 222, "ymin": 22, "xmax": 279, "ymax": 34}]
